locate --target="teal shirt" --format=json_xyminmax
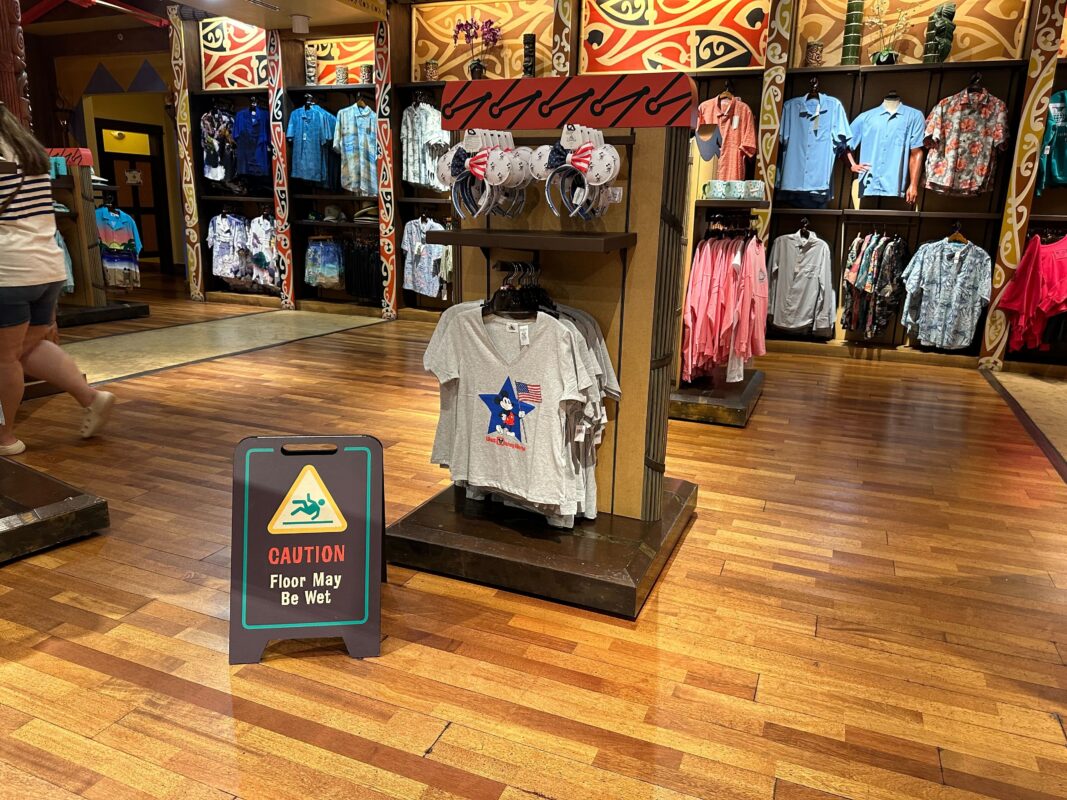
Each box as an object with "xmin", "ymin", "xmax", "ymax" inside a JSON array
[{"xmin": 1038, "ymin": 90, "xmax": 1067, "ymax": 195}]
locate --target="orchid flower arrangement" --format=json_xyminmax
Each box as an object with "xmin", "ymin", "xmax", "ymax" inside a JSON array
[{"xmin": 453, "ymin": 17, "xmax": 503, "ymax": 61}]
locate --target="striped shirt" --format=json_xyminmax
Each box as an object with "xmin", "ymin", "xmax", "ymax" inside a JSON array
[{"xmin": 0, "ymin": 153, "xmax": 66, "ymax": 287}]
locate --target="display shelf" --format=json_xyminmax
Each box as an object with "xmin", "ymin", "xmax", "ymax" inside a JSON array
[
  {"xmin": 51, "ymin": 175, "xmax": 74, "ymax": 190},
  {"xmin": 385, "ymin": 478, "xmax": 697, "ymax": 619},
  {"xmin": 842, "ymin": 209, "xmax": 1003, "ymax": 220},
  {"xmin": 54, "ymin": 209, "xmax": 75, "ymax": 219},
  {"xmin": 696, "ymin": 199, "xmax": 769, "ymax": 209},
  {"xmin": 774, "ymin": 208, "xmax": 843, "ymax": 216},
  {"xmin": 861, "ymin": 58, "xmax": 1026, "ymax": 74},
  {"xmin": 689, "ymin": 67, "xmax": 764, "ymax": 79},
  {"xmin": 397, "ymin": 196, "xmax": 450, "ymax": 205},
  {"xmin": 395, "ymin": 80, "xmax": 447, "ymax": 90},
  {"xmin": 671, "ymin": 370, "xmax": 764, "ymax": 427},
  {"xmin": 513, "ymin": 133, "xmax": 636, "ymax": 147},
  {"xmin": 294, "ymin": 219, "xmax": 377, "ymax": 229},
  {"xmin": 1030, "ymin": 214, "xmax": 1067, "ymax": 223},
  {"xmin": 293, "ymin": 193, "xmax": 377, "ymax": 202},
  {"xmin": 92, "ymin": 184, "xmax": 118, "ymax": 192},
  {"xmin": 199, "ymin": 86, "xmax": 268, "ymax": 96},
  {"xmin": 200, "ymin": 195, "xmax": 274, "ymax": 203},
  {"xmin": 788, "ymin": 65, "xmax": 861, "ymax": 76},
  {"xmin": 289, "ymin": 84, "xmax": 375, "ymax": 94},
  {"xmin": 426, "ymin": 228, "xmax": 637, "ymax": 253}
]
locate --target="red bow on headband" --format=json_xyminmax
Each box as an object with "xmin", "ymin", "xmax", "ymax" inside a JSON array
[
  {"xmin": 466, "ymin": 148, "xmax": 491, "ymax": 180},
  {"xmin": 566, "ymin": 143, "xmax": 595, "ymax": 174}
]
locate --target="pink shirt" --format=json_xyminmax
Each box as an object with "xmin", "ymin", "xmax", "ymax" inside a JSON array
[{"xmin": 698, "ymin": 97, "xmax": 757, "ymax": 181}]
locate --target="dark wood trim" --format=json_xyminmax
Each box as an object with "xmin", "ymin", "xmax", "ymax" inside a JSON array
[{"xmin": 426, "ymin": 228, "xmax": 637, "ymax": 253}]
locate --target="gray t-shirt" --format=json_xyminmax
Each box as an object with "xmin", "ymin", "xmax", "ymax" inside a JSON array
[{"xmin": 425, "ymin": 309, "xmax": 593, "ymax": 514}]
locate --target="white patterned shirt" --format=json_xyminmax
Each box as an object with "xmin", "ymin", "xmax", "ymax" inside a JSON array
[{"xmin": 401, "ymin": 102, "xmax": 450, "ymax": 191}]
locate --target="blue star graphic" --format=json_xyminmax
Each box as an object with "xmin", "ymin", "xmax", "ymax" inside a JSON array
[{"xmin": 479, "ymin": 377, "xmax": 536, "ymax": 443}]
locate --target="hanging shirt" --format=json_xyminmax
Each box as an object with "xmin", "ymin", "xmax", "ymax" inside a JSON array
[
  {"xmin": 401, "ymin": 217, "xmax": 444, "ymax": 297},
  {"xmin": 999, "ymin": 235, "xmax": 1067, "ymax": 351},
  {"xmin": 901, "ymin": 238, "xmax": 991, "ymax": 349},
  {"xmin": 96, "ymin": 206, "xmax": 143, "ymax": 289},
  {"xmin": 234, "ymin": 106, "xmax": 270, "ymax": 177},
  {"xmin": 248, "ymin": 215, "xmax": 278, "ymax": 287},
  {"xmin": 777, "ymin": 93, "xmax": 852, "ymax": 193},
  {"xmin": 1037, "ymin": 91, "xmax": 1067, "ymax": 195},
  {"xmin": 206, "ymin": 213, "xmax": 250, "ymax": 279},
  {"xmin": 768, "ymin": 231, "xmax": 835, "ymax": 332},
  {"xmin": 424, "ymin": 309, "xmax": 593, "ymax": 515},
  {"xmin": 696, "ymin": 96, "xmax": 757, "ymax": 182},
  {"xmin": 849, "ymin": 102, "xmax": 926, "ymax": 197},
  {"xmin": 287, "ymin": 104, "xmax": 336, "ymax": 184},
  {"xmin": 924, "ymin": 88, "xmax": 1008, "ymax": 196},
  {"xmin": 201, "ymin": 109, "xmax": 236, "ymax": 182},
  {"xmin": 401, "ymin": 102, "xmax": 451, "ymax": 191},
  {"xmin": 332, "ymin": 103, "xmax": 377, "ymax": 196}
]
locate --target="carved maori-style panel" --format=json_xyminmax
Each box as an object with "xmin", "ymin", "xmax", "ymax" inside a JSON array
[
  {"xmin": 170, "ymin": 7, "xmax": 203, "ymax": 301},
  {"xmin": 980, "ymin": 0, "xmax": 1067, "ymax": 369},
  {"xmin": 580, "ymin": 0, "xmax": 767, "ymax": 74},
  {"xmin": 754, "ymin": 0, "xmax": 793, "ymax": 241},
  {"xmin": 306, "ymin": 36, "xmax": 375, "ymax": 85},
  {"xmin": 794, "ymin": 0, "xmax": 1027, "ymax": 66},
  {"xmin": 267, "ymin": 31, "xmax": 294, "ymax": 311},
  {"xmin": 199, "ymin": 18, "xmax": 267, "ymax": 91},
  {"xmin": 550, "ymin": 0, "xmax": 573, "ymax": 76},
  {"xmin": 412, "ymin": 1, "xmax": 555, "ymax": 81},
  {"xmin": 440, "ymin": 73, "xmax": 697, "ymax": 130},
  {"xmin": 375, "ymin": 16, "xmax": 398, "ymax": 320}
]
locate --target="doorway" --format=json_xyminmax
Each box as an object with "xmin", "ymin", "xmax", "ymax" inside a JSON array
[{"xmin": 95, "ymin": 119, "xmax": 174, "ymax": 273}]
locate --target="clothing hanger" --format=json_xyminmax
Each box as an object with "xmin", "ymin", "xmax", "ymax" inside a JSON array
[
  {"xmin": 356, "ymin": 91, "xmax": 367, "ymax": 108},
  {"xmin": 884, "ymin": 90, "xmax": 901, "ymax": 101},
  {"xmin": 967, "ymin": 71, "xmax": 983, "ymax": 93},
  {"xmin": 799, "ymin": 216, "xmax": 811, "ymax": 239},
  {"xmin": 718, "ymin": 79, "xmax": 734, "ymax": 101},
  {"xmin": 948, "ymin": 220, "xmax": 969, "ymax": 244},
  {"xmin": 806, "ymin": 77, "xmax": 819, "ymax": 101},
  {"xmin": 304, "ymin": 94, "xmax": 315, "ymax": 110},
  {"xmin": 249, "ymin": 96, "xmax": 259, "ymax": 109}
]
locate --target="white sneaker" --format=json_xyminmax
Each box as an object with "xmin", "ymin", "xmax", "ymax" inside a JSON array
[
  {"xmin": 81, "ymin": 391, "xmax": 116, "ymax": 439},
  {"xmin": 0, "ymin": 440, "xmax": 26, "ymax": 456}
]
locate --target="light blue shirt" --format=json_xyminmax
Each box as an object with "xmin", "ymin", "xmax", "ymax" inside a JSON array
[
  {"xmin": 850, "ymin": 103, "xmax": 926, "ymax": 197},
  {"xmin": 287, "ymin": 104, "xmax": 336, "ymax": 184},
  {"xmin": 334, "ymin": 104, "xmax": 378, "ymax": 196},
  {"xmin": 901, "ymin": 239, "xmax": 991, "ymax": 350},
  {"xmin": 778, "ymin": 93, "xmax": 852, "ymax": 192}
]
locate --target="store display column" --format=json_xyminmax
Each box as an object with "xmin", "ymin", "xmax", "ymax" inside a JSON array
[{"xmin": 386, "ymin": 74, "xmax": 699, "ymax": 619}]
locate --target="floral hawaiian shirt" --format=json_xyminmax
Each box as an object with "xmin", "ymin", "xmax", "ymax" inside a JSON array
[
  {"xmin": 924, "ymin": 88, "xmax": 1008, "ymax": 196},
  {"xmin": 901, "ymin": 239, "xmax": 991, "ymax": 350}
]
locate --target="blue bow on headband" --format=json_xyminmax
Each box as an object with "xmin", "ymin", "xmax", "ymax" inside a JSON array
[
  {"xmin": 545, "ymin": 143, "xmax": 570, "ymax": 170},
  {"xmin": 451, "ymin": 147, "xmax": 473, "ymax": 178}
]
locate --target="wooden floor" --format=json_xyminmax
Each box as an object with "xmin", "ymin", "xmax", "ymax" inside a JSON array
[{"xmin": 3, "ymin": 314, "xmax": 1067, "ymax": 800}]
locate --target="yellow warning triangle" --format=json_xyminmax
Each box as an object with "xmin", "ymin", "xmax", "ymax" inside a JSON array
[{"xmin": 267, "ymin": 464, "xmax": 348, "ymax": 534}]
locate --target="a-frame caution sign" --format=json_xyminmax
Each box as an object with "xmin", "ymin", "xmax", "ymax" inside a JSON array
[{"xmin": 267, "ymin": 464, "xmax": 348, "ymax": 534}]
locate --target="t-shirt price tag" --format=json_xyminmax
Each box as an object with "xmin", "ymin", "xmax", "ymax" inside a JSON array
[
  {"xmin": 519, "ymin": 325, "xmax": 530, "ymax": 347},
  {"xmin": 732, "ymin": 115, "xmax": 739, "ymax": 130}
]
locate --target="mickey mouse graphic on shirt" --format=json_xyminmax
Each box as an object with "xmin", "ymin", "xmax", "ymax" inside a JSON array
[{"xmin": 480, "ymin": 377, "xmax": 537, "ymax": 444}]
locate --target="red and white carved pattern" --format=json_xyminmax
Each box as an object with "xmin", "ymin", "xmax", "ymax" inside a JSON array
[
  {"xmin": 267, "ymin": 30, "xmax": 294, "ymax": 310},
  {"xmin": 199, "ymin": 18, "xmax": 267, "ymax": 91},
  {"xmin": 169, "ymin": 7, "xmax": 204, "ymax": 301},
  {"xmin": 375, "ymin": 15, "xmax": 398, "ymax": 320}
]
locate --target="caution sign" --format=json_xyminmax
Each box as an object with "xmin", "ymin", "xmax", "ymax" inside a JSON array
[
  {"xmin": 267, "ymin": 465, "xmax": 348, "ymax": 534},
  {"xmin": 229, "ymin": 436, "xmax": 383, "ymax": 664}
]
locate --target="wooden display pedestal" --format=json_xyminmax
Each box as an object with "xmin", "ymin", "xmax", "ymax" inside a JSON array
[
  {"xmin": 670, "ymin": 370, "xmax": 764, "ymax": 427},
  {"xmin": 56, "ymin": 301, "xmax": 150, "ymax": 328},
  {"xmin": 0, "ymin": 458, "xmax": 109, "ymax": 563},
  {"xmin": 386, "ymin": 478, "xmax": 697, "ymax": 618}
]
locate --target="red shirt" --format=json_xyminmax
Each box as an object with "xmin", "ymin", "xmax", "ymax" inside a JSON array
[{"xmin": 1000, "ymin": 235, "xmax": 1067, "ymax": 351}]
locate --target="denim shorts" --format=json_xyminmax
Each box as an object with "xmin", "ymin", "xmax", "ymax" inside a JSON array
[{"xmin": 0, "ymin": 280, "xmax": 65, "ymax": 327}]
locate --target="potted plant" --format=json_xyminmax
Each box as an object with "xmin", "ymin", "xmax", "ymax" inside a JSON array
[
  {"xmin": 453, "ymin": 17, "xmax": 503, "ymax": 80},
  {"xmin": 865, "ymin": 0, "xmax": 910, "ymax": 65}
]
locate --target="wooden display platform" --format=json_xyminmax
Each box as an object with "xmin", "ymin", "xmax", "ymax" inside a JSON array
[
  {"xmin": 670, "ymin": 370, "xmax": 764, "ymax": 427},
  {"xmin": 385, "ymin": 478, "xmax": 697, "ymax": 619},
  {"xmin": 56, "ymin": 301, "xmax": 150, "ymax": 328},
  {"xmin": 0, "ymin": 458, "xmax": 109, "ymax": 564}
]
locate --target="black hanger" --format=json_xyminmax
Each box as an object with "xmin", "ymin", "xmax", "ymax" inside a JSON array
[
  {"xmin": 103, "ymin": 190, "xmax": 117, "ymax": 212},
  {"xmin": 967, "ymin": 71, "xmax": 983, "ymax": 92},
  {"xmin": 720, "ymin": 79, "xmax": 734, "ymax": 100},
  {"xmin": 800, "ymin": 217, "xmax": 811, "ymax": 239},
  {"xmin": 249, "ymin": 96, "xmax": 259, "ymax": 109},
  {"xmin": 806, "ymin": 77, "xmax": 819, "ymax": 101},
  {"xmin": 948, "ymin": 220, "xmax": 968, "ymax": 244},
  {"xmin": 356, "ymin": 91, "xmax": 367, "ymax": 108},
  {"xmin": 304, "ymin": 94, "xmax": 315, "ymax": 110}
]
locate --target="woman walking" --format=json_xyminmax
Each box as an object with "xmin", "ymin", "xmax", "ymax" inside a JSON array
[{"xmin": 0, "ymin": 103, "xmax": 113, "ymax": 456}]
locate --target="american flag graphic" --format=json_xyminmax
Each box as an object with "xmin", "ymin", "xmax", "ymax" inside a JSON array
[{"xmin": 516, "ymin": 382, "xmax": 542, "ymax": 403}]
